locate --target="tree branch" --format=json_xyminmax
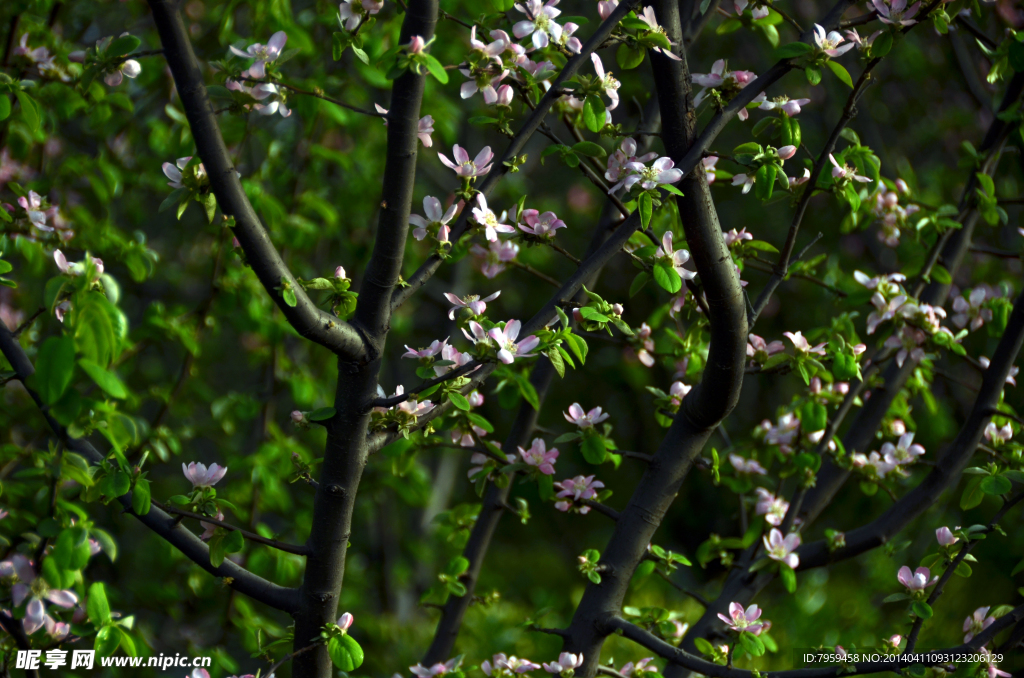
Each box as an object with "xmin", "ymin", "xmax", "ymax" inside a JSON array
[
  {"xmin": 146, "ymin": 0, "xmax": 369, "ymax": 361},
  {"xmin": 0, "ymin": 321, "xmax": 300, "ymax": 614},
  {"xmin": 153, "ymin": 501, "xmax": 312, "ymax": 556}
]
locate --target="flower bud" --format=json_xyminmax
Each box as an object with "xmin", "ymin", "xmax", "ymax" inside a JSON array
[
  {"xmin": 337, "ymin": 611, "xmax": 354, "ymax": 631},
  {"xmin": 291, "ymin": 410, "xmax": 307, "ymax": 424},
  {"xmin": 335, "ymin": 265, "xmax": 347, "ymax": 279},
  {"xmin": 407, "ymin": 35, "xmax": 425, "ymax": 54},
  {"xmin": 777, "ymin": 145, "xmax": 797, "ymax": 160},
  {"xmin": 495, "ymin": 84, "xmax": 513, "ymax": 106}
]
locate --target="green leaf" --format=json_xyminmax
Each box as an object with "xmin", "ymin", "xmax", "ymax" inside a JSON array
[
  {"xmin": 538, "ymin": 473, "xmax": 554, "ymax": 501},
  {"xmin": 805, "ymin": 66, "xmax": 822, "ymax": 86},
  {"xmin": 616, "ymin": 43, "xmax": 647, "ymax": 70},
  {"xmin": 421, "ymin": 54, "xmax": 449, "ymax": 84},
  {"xmin": 95, "ymin": 625, "xmax": 121, "ymax": 657},
  {"xmin": 961, "ymin": 476, "xmax": 985, "ymax": 510},
  {"xmin": 911, "ymin": 601, "xmax": 933, "ymax": 619},
  {"xmin": 882, "ymin": 592, "xmax": 910, "ymax": 603},
  {"xmin": 955, "ymin": 561, "xmax": 973, "ymax": 577},
  {"xmin": 15, "ymin": 92, "xmax": 39, "ymax": 131},
  {"xmin": 517, "ymin": 374, "xmax": 540, "ymax": 410},
  {"xmin": 773, "ymin": 41, "xmax": 814, "ymax": 60},
  {"xmin": 755, "ymin": 164, "xmax": 776, "ymax": 200},
  {"xmin": 580, "ymin": 435, "xmax": 608, "ymax": 465},
  {"xmin": 282, "ymin": 288, "xmax": 298, "ymax": 307},
  {"xmin": 101, "ymin": 471, "xmax": 131, "ymax": 499},
  {"xmin": 223, "ymin": 529, "xmax": 245, "ymax": 553},
  {"xmin": 547, "ymin": 347, "xmax": 566, "ymax": 378},
  {"xmin": 872, "ymin": 31, "xmax": 893, "ymax": 58},
  {"xmin": 131, "ymin": 478, "xmax": 151, "ymax": 515},
  {"xmin": 352, "ymin": 46, "xmax": 370, "ymax": 65},
  {"xmin": 307, "ymin": 407, "xmax": 337, "ymax": 422},
  {"xmin": 565, "ymin": 333, "xmax": 588, "ymax": 364},
  {"xmin": 159, "ymin": 187, "xmax": 188, "ymax": 213},
  {"xmin": 88, "ymin": 582, "xmax": 112, "ymax": 625},
  {"xmin": 661, "ymin": 184, "xmax": 684, "ymax": 196},
  {"xmin": 931, "ymin": 264, "xmax": 952, "ymax": 284},
  {"xmin": 826, "ymin": 61, "xmax": 854, "ymax": 88},
  {"xmin": 106, "ymin": 35, "xmax": 142, "ymax": 57},
  {"xmin": 638, "ymin": 192, "xmax": 653, "ymax": 229},
  {"xmin": 980, "ymin": 474, "xmax": 1012, "ymax": 496},
  {"xmin": 0, "ymin": 95, "xmax": 11, "ymax": 122},
  {"xmin": 780, "ymin": 563, "xmax": 797, "ymax": 593},
  {"xmin": 694, "ymin": 637, "xmax": 715, "ymax": 656},
  {"xmin": 583, "ymin": 95, "xmax": 606, "ymax": 133},
  {"xmin": 653, "ymin": 261, "xmax": 682, "ymax": 294},
  {"xmin": 449, "ymin": 391, "xmax": 471, "ymax": 410},
  {"xmin": 78, "ymin": 358, "xmax": 128, "ymax": 399},
  {"xmin": 629, "ymin": 271, "xmax": 651, "ymax": 297},
  {"xmin": 1011, "ymin": 556, "xmax": 1024, "ymax": 576},
  {"xmin": 34, "ymin": 336, "xmax": 76, "ymax": 405},
  {"xmin": 572, "ymin": 141, "xmax": 606, "ymax": 158}
]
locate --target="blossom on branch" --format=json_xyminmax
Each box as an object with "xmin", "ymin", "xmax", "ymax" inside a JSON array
[
  {"xmin": 183, "ymin": 461, "xmax": 228, "ymax": 488},
  {"xmin": 763, "ymin": 528, "xmax": 800, "ymax": 568},
  {"xmin": 897, "ymin": 565, "xmax": 938, "ymax": 591},
  {"xmin": 445, "ymin": 291, "xmax": 501, "ymax": 320},
  {"xmin": 812, "ymin": 24, "xmax": 855, "ymax": 57},
  {"xmin": 489, "ymin": 319, "xmax": 540, "ymax": 363},
  {"xmin": 410, "ymin": 196, "xmax": 457, "ymax": 242},
  {"xmin": 563, "ymin": 403, "xmax": 610, "ymax": 428},
  {"xmin": 717, "ymin": 602, "xmax": 770, "ymax": 635},
  {"xmin": 229, "ymin": 31, "xmax": 287, "ymax": 78},
  {"xmin": 439, "ymin": 144, "xmax": 495, "ymax": 178},
  {"xmin": 519, "ymin": 438, "xmax": 559, "ymax": 475},
  {"xmin": 513, "ymin": 0, "xmax": 564, "ymax": 50}
]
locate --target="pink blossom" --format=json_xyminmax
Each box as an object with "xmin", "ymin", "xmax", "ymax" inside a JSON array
[
  {"xmin": 472, "ymin": 240, "xmax": 520, "ymax": 278},
  {"xmin": 717, "ymin": 602, "xmax": 769, "ymax": 635},
  {"xmin": 606, "ymin": 138, "xmax": 658, "ymax": 183},
  {"xmin": 725, "ymin": 228, "xmax": 753, "ymax": 246},
  {"xmin": 759, "ymin": 95, "xmax": 812, "ymax": 116},
  {"xmin": 563, "ymin": 403, "xmax": 610, "ymax": 428},
  {"xmin": 444, "ymin": 291, "xmax": 500, "ymax": 320},
  {"xmin": 984, "ymin": 422, "xmax": 1013, "ymax": 445},
  {"xmin": 730, "ymin": 454, "xmax": 767, "ymax": 475},
  {"xmin": 460, "ymin": 70, "xmax": 510, "ymax": 103},
  {"xmin": 754, "ymin": 487, "xmax": 789, "ymax": 526},
  {"xmin": 471, "ymin": 194, "xmax": 515, "ymax": 242},
  {"xmin": 3, "ymin": 554, "xmax": 77, "ymax": 636},
  {"xmin": 411, "ymin": 658, "xmax": 461, "ymax": 678},
  {"xmin": 439, "ymin": 145, "xmax": 495, "ymax": 178},
  {"xmin": 703, "ymin": 156, "xmax": 719, "ymax": 184},
  {"xmin": 935, "ymin": 526, "xmax": 958, "ymax": 546},
  {"xmin": 850, "ymin": 451, "xmax": 897, "ymax": 478},
  {"xmin": 182, "ymin": 461, "xmax": 228, "ymax": 487},
  {"xmin": 669, "ymin": 381, "xmax": 691, "ymax": 406},
  {"xmin": 812, "ymin": 24, "xmax": 855, "ymax": 57},
  {"xmin": 871, "ymin": 0, "xmax": 920, "ymax": 25},
  {"xmin": 590, "ymin": 53, "xmax": 621, "ymax": 110},
  {"xmin": 483, "ymin": 654, "xmax": 542, "ymax": 676},
  {"xmin": 733, "ymin": 0, "xmax": 769, "ymax": 18},
  {"xmin": 881, "ymin": 432, "xmax": 925, "ymax": 466},
  {"xmin": 489, "ymin": 320, "xmax": 540, "ymax": 364},
  {"xmin": 655, "ymin": 231, "xmax": 697, "ymax": 280},
  {"xmin": 866, "ymin": 292, "xmax": 908, "ymax": 334},
  {"xmin": 636, "ymin": 7, "xmax": 682, "ymax": 60},
  {"xmin": 763, "ymin": 413, "xmax": 800, "ymax": 452},
  {"xmin": 469, "ymin": 26, "xmax": 507, "ymax": 62},
  {"xmin": 513, "ymin": 0, "xmax": 564, "ymax": 50},
  {"xmin": 391, "ymin": 385, "xmax": 435, "ymax": 418},
  {"xmin": 54, "ymin": 250, "xmax": 104, "ymax": 278},
  {"xmin": 433, "ymin": 345, "xmax": 474, "ymax": 377},
  {"xmin": 409, "ymin": 196, "xmax": 457, "ymax": 242},
  {"xmin": 335, "ymin": 266, "xmax": 347, "ymax": 279},
  {"xmin": 104, "ymin": 56, "xmax": 142, "ymax": 86},
  {"xmin": 763, "ymin": 528, "xmax": 801, "ymax": 568},
  {"xmin": 199, "ymin": 510, "xmax": 225, "ymax": 540},
  {"xmin": 964, "ymin": 607, "xmax": 995, "ymax": 643},
  {"xmin": 896, "ymin": 565, "xmax": 938, "ymax": 591},
  {"xmin": 844, "ymin": 28, "xmax": 883, "ymax": 51},
  {"xmin": 829, "ymin": 153, "xmax": 871, "ymax": 182},
  {"xmin": 597, "ymin": 0, "xmax": 618, "ymax": 19},
  {"xmin": 402, "ymin": 337, "xmax": 448, "ymax": 360},
  {"xmin": 747, "ymin": 334, "xmax": 785, "ymax": 363},
  {"xmin": 374, "ymin": 105, "xmax": 434, "ymax": 147},
  {"xmin": 612, "ymin": 157, "xmax": 684, "ymax": 193},
  {"xmin": 983, "ymin": 648, "xmax": 1011, "ymax": 678},
  {"xmin": 543, "ymin": 653, "xmax": 584, "ymax": 674},
  {"xmin": 731, "ymin": 173, "xmax": 755, "ymax": 194},
  {"xmin": 952, "ymin": 288, "xmax": 992, "ymax": 331},
  {"xmin": 162, "ymin": 155, "xmax": 205, "ymax": 189},
  {"xmin": 229, "ymin": 31, "xmax": 287, "ymax": 78},
  {"xmin": 519, "ymin": 210, "xmax": 567, "ymax": 238},
  {"xmin": 883, "ymin": 326, "xmax": 927, "ymax": 368},
  {"xmin": 290, "ymin": 410, "xmax": 307, "ymax": 425},
  {"xmin": 555, "ymin": 475, "xmax": 604, "ymax": 512},
  {"xmin": 784, "ymin": 330, "xmax": 826, "ymax": 355},
  {"xmin": 619, "ymin": 658, "xmax": 657, "ymax": 678},
  {"xmin": 338, "ymin": 0, "xmax": 384, "ymax": 31},
  {"xmin": 520, "ymin": 438, "xmax": 559, "ymax": 475},
  {"xmin": 338, "ymin": 611, "xmax": 354, "ymax": 630}
]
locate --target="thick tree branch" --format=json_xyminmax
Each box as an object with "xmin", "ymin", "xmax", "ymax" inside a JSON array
[
  {"xmin": 146, "ymin": 0, "xmax": 369, "ymax": 361},
  {"xmin": 0, "ymin": 321, "xmax": 300, "ymax": 614},
  {"xmin": 560, "ymin": 3, "xmax": 747, "ymax": 672},
  {"xmin": 293, "ymin": 2, "xmax": 439, "ymax": 676}
]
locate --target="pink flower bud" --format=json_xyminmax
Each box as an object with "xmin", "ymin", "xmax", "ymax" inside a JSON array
[
  {"xmin": 335, "ymin": 265, "xmax": 347, "ymax": 279},
  {"xmin": 611, "ymin": 303, "xmax": 624, "ymax": 316},
  {"xmin": 935, "ymin": 526, "xmax": 958, "ymax": 546},
  {"xmin": 778, "ymin": 145, "xmax": 797, "ymax": 160},
  {"xmin": 291, "ymin": 410, "xmax": 306, "ymax": 423},
  {"xmin": 408, "ymin": 35, "xmax": 425, "ymax": 54},
  {"xmin": 495, "ymin": 84, "xmax": 513, "ymax": 106},
  {"xmin": 895, "ymin": 178, "xmax": 910, "ymax": 194},
  {"xmin": 337, "ymin": 612, "xmax": 354, "ymax": 630},
  {"xmin": 572, "ymin": 308, "xmax": 583, "ymax": 323}
]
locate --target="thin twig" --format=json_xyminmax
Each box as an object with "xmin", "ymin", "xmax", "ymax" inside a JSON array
[{"xmin": 153, "ymin": 500, "xmax": 311, "ymax": 556}]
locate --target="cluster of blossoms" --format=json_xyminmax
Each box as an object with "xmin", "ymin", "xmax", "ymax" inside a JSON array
[
  {"xmin": 717, "ymin": 602, "xmax": 770, "ymax": 635},
  {"xmin": 481, "ymin": 654, "xmax": 542, "ymax": 676},
  {"xmin": 692, "ymin": 59, "xmax": 757, "ymax": 119},
  {"xmin": 519, "ymin": 438, "xmax": 560, "ymax": 475},
  {"xmin": 226, "ymin": 79, "xmax": 292, "ymax": 117},
  {"xmin": 730, "ymin": 453, "xmax": 767, "ymax": 475},
  {"xmin": 731, "ymin": 145, "xmax": 798, "ymax": 194},
  {"xmin": 228, "ymin": 31, "xmax": 287, "ymax": 79},
  {"xmin": 869, "ymin": 179, "xmax": 919, "ymax": 247},
  {"xmin": 754, "ymin": 487, "xmax": 790, "ymax": 526},
  {"xmin": 338, "ymin": 0, "xmax": 384, "ymax": 31},
  {"xmin": 13, "ymin": 34, "xmax": 73, "ymax": 82},
  {"xmin": 0, "ymin": 554, "xmax": 77, "ymax": 638},
  {"xmin": 4, "ymin": 190, "xmax": 69, "ymax": 239},
  {"xmin": 554, "ymin": 475, "xmax": 605, "ymax": 513},
  {"xmin": 606, "ymin": 138, "xmax": 685, "ymax": 194},
  {"xmin": 850, "ymin": 432, "xmax": 925, "ymax": 479}
]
